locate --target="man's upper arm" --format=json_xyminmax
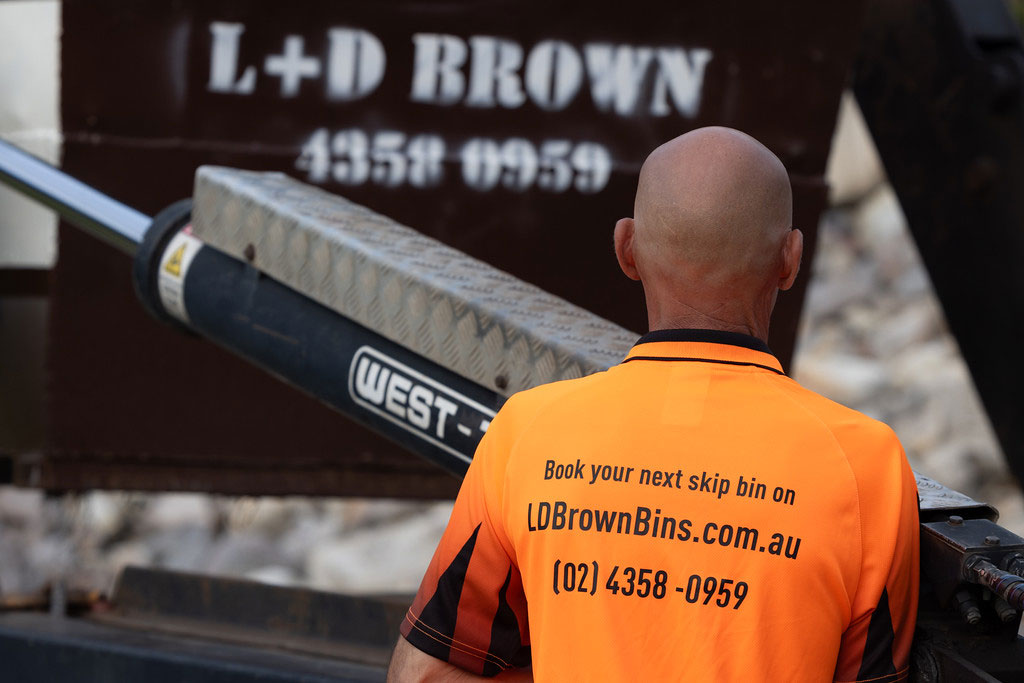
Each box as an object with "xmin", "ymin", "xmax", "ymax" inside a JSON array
[
  {"xmin": 398, "ymin": 405, "xmax": 531, "ymax": 677},
  {"xmin": 834, "ymin": 434, "xmax": 920, "ymax": 683},
  {"xmin": 388, "ymin": 636, "xmax": 534, "ymax": 683}
]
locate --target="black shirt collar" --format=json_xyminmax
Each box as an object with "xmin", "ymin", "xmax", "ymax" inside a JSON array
[{"xmin": 633, "ymin": 328, "xmax": 773, "ymax": 355}]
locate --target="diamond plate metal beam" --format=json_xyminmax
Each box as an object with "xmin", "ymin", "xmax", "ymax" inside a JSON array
[{"xmin": 191, "ymin": 167, "xmax": 638, "ymax": 397}]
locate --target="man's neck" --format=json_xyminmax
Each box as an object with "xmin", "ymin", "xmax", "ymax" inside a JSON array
[{"xmin": 644, "ymin": 296, "xmax": 771, "ymax": 343}]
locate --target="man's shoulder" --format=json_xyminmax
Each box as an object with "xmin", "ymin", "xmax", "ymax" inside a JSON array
[
  {"xmin": 473, "ymin": 373, "xmax": 609, "ymax": 465},
  {"xmin": 487, "ymin": 370, "xmax": 613, "ymax": 434},
  {"xmin": 502, "ymin": 370, "xmax": 609, "ymax": 414},
  {"xmin": 776, "ymin": 376, "xmax": 902, "ymax": 454}
]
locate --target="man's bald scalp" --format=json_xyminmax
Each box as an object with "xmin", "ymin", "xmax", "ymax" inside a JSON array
[{"xmin": 633, "ymin": 127, "xmax": 793, "ymax": 289}]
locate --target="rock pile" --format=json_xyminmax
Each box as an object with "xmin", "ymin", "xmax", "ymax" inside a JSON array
[{"xmin": 0, "ymin": 489, "xmax": 454, "ymax": 597}]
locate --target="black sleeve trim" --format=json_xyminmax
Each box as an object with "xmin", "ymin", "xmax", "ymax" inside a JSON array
[
  {"xmin": 856, "ymin": 588, "xmax": 898, "ymax": 681},
  {"xmin": 404, "ymin": 525, "xmax": 481, "ymax": 664},
  {"xmin": 482, "ymin": 567, "xmax": 531, "ymax": 675}
]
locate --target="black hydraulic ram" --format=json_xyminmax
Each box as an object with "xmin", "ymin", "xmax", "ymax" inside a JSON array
[{"xmin": 0, "ymin": 139, "xmax": 500, "ymax": 476}]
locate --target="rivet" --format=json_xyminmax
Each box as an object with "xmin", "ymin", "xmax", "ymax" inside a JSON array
[{"xmin": 948, "ymin": 515, "xmax": 964, "ymax": 526}]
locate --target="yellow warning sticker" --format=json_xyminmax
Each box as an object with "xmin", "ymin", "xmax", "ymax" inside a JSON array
[
  {"xmin": 163, "ymin": 243, "xmax": 186, "ymax": 277},
  {"xmin": 158, "ymin": 231, "xmax": 203, "ymax": 324}
]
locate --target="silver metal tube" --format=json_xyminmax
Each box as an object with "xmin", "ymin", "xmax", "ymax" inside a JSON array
[{"xmin": 0, "ymin": 139, "xmax": 150, "ymax": 255}]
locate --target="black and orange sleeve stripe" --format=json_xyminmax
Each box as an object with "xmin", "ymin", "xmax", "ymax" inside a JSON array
[
  {"xmin": 835, "ymin": 451, "xmax": 919, "ymax": 682},
  {"xmin": 402, "ymin": 524, "xmax": 530, "ymax": 675},
  {"xmin": 400, "ymin": 416, "xmax": 530, "ymax": 676}
]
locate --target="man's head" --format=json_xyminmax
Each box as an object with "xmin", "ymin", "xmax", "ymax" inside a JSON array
[{"xmin": 614, "ymin": 126, "xmax": 802, "ymax": 340}]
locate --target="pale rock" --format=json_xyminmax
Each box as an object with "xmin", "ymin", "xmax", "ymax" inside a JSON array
[
  {"xmin": 851, "ymin": 186, "xmax": 922, "ymax": 282},
  {"xmin": 244, "ymin": 565, "xmax": 299, "ymax": 586},
  {"xmin": 278, "ymin": 515, "xmax": 345, "ymax": 568},
  {"xmin": 840, "ymin": 302, "xmax": 882, "ymax": 343},
  {"xmin": 0, "ymin": 486, "xmax": 43, "ymax": 529},
  {"xmin": 987, "ymin": 487, "xmax": 1024, "ymax": 535},
  {"xmin": 825, "ymin": 92, "xmax": 886, "ymax": 206},
  {"xmin": 875, "ymin": 238, "xmax": 921, "ymax": 286},
  {"xmin": 342, "ymin": 499, "xmax": 435, "ymax": 529},
  {"xmin": 960, "ymin": 446, "xmax": 1010, "ymax": 491},
  {"xmin": 791, "ymin": 322, "xmax": 845, "ymax": 360},
  {"xmin": 913, "ymin": 377, "xmax": 997, "ymax": 453},
  {"xmin": 931, "ymin": 445, "xmax": 980, "ymax": 493},
  {"xmin": 306, "ymin": 504, "xmax": 452, "ymax": 593},
  {"xmin": 148, "ymin": 526, "xmax": 215, "ymax": 571},
  {"xmin": 900, "ymin": 448, "xmax": 926, "ymax": 475},
  {"xmin": 940, "ymin": 398, "xmax": 997, "ymax": 454},
  {"xmin": 870, "ymin": 301, "xmax": 943, "ymax": 356},
  {"xmin": 25, "ymin": 537, "xmax": 73, "ymax": 586},
  {"xmin": 872, "ymin": 290, "xmax": 912, "ymax": 319},
  {"xmin": 802, "ymin": 261, "xmax": 877, "ymax": 318},
  {"xmin": 322, "ymin": 499, "xmax": 376, "ymax": 532},
  {"xmin": 889, "ymin": 338, "xmax": 959, "ymax": 386},
  {"xmin": 0, "ymin": 531, "xmax": 32, "ymax": 594},
  {"xmin": 205, "ymin": 532, "xmax": 285, "ymax": 575},
  {"xmin": 808, "ymin": 211, "xmax": 858, "ymax": 275},
  {"xmin": 49, "ymin": 495, "xmax": 86, "ymax": 535},
  {"xmin": 141, "ymin": 493, "xmax": 217, "ymax": 530},
  {"xmin": 893, "ymin": 267, "xmax": 931, "ymax": 298},
  {"xmin": 872, "ymin": 388, "xmax": 922, "ymax": 428},
  {"xmin": 792, "ymin": 352, "xmax": 887, "ymax": 407},
  {"xmin": 79, "ymin": 491, "xmax": 127, "ymax": 541},
  {"xmin": 106, "ymin": 541, "xmax": 156, "ymax": 576},
  {"xmin": 852, "ymin": 185, "xmax": 905, "ymax": 246},
  {"xmin": 226, "ymin": 497, "xmax": 296, "ymax": 534},
  {"xmin": 891, "ymin": 406, "xmax": 946, "ymax": 461}
]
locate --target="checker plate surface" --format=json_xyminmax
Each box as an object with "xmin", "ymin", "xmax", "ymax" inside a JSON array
[{"xmin": 191, "ymin": 167, "xmax": 638, "ymax": 397}]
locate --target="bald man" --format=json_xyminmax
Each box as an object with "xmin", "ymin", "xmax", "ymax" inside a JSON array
[{"xmin": 389, "ymin": 127, "xmax": 919, "ymax": 682}]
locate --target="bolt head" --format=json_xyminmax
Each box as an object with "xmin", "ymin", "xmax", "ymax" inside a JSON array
[{"xmin": 985, "ymin": 535, "xmax": 1001, "ymax": 546}]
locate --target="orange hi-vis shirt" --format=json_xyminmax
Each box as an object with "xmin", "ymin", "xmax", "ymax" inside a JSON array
[{"xmin": 401, "ymin": 329, "xmax": 920, "ymax": 682}]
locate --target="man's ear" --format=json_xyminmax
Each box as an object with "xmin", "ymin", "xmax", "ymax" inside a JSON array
[
  {"xmin": 778, "ymin": 228, "xmax": 803, "ymax": 291},
  {"xmin": 614, "ymin": 218, "xmax": 640, "ymax": 281}
]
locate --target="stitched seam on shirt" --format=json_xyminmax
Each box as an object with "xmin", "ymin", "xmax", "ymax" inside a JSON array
[
  {"xmin": 757, "ymin": 374, "xmax": 866, "ymax": 620},
  {"xmin": 405, "ymin": 615, "xmax": 509, "ymax": 668},
  {"xmin": 835, "ymin": 666, "xmax": 908, "ymax": 683},
  {"xmin": 498, "ymin": 375, "xmax": 606, "ymax": 560},
  {"xmin": 404, "ymin": 609, "xmax": 512, "ymax": 668},
  {"xmin": 404, "ymin": 609, "xmax": 505, "ymax": 662},
  {"xmin": 469, "ymin": 446, "xmax": 518, "ymax": 568},
  {"xmin": 407, "ymin": 618, "xmax": 506, "ymax": 667}
]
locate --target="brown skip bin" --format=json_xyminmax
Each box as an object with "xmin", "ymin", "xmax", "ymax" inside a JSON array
[{"xmin": 38, "ymin": 0, "xmax": 864, "ymax": 497}]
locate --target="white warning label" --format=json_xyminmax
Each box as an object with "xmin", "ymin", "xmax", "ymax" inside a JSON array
[{"xmin": 157, "ymin": 229, "xmax": 203, "ymax": 324}]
